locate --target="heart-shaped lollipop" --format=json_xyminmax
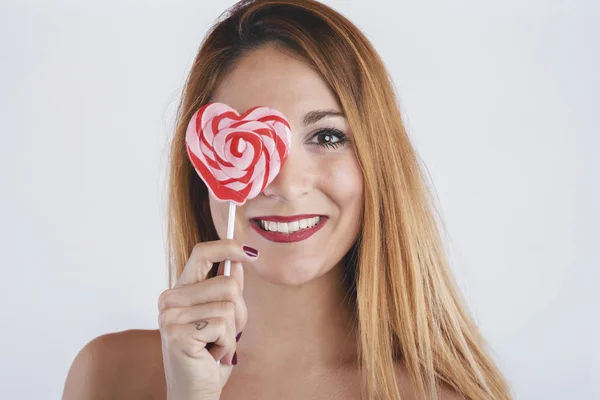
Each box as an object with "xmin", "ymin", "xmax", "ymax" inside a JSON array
[
  {"xmin": 185, "ymin": 102, "xmax": 292, "ymax": 366},
  {"xmin": 185, "ymin": 102, "xmax": 292, "ymax": 206}
]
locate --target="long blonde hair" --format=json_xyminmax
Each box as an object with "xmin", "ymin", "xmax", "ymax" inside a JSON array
[{"xmin": 165, "ymin": 1, "xmax": 512, "ymax": 399}]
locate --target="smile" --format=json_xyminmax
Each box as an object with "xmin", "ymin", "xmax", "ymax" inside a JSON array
[{"xmin": 250, "ymin": 215, "xmax": 328, "ymax": 243}]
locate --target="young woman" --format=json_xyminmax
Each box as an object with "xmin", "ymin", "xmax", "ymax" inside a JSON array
[{"xmin": 63, "ymin": 1, "xmax": 512, "ymax": 399}]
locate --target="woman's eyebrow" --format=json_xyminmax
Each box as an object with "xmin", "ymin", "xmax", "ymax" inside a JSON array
[{"xmin": 302, "ymin": 110, "xmax": 345, "ymax": 126}]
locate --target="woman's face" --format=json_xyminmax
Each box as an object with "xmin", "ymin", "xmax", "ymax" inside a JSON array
[{"xmin": 209, "ymin": 44, "xmax": 363, "ymax": 286}]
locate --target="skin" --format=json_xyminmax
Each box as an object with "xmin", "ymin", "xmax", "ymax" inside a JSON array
[{"xmin": 208, "ymin": 42, "xmax": 364, "ymax": 378}]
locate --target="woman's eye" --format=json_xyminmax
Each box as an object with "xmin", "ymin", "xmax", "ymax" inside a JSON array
[{"xmin": 309, "ymin": 128, "xmax": 349, "ymax": 149}]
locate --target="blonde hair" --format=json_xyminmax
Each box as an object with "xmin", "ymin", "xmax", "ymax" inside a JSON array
[{"xmin": 165, "ymin": 1, "xmax": 513, "ymax": 399}]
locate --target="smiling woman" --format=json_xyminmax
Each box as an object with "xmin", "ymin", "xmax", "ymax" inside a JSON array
[
  {"xmin": 62, "ymin": 1, "xmax": 512, "ymax": 399},
  {"xmin": 205, "ymin": 45, "xmax": 365, "ymax": 288}
]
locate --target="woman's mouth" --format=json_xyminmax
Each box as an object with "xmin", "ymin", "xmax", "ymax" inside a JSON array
[{"xmin": 250, "ymin": 215, "xmax": 328, "ymax": 243}]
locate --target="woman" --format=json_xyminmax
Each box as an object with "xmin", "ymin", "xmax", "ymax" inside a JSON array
[{"xmin": 63, "ymin": 0, "xmax": 512, "ymax": 399}]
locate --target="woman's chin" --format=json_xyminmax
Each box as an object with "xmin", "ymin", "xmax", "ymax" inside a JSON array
[{"xmin": 244, "ymin": 258, "xmax": 324, "ymax": 287}]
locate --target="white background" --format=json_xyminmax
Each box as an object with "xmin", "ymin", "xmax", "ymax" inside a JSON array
[{"xmin": 1, "ymin": 0, "xmax": 597, "ymax": 399}]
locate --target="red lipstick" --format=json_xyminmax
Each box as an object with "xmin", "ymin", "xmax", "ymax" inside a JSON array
[
  {"xmin": 252, "ymin": 214, "xmax": 321, "ymax": 223},
  {"xmin": 250, "ymin": 215, "xmax": 327, "ymax": 243}
]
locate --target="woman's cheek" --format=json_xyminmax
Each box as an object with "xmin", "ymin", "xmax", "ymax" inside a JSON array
[
  {"xmin": 210, "ymin": 196, "xmax": 254, "ymax": 242},
  {"xmin": 322, "ymin": 154, "xmax": 364, "ymax": 209},
  {"xmin": 208, "ymin": 196, "xmax": 228, "ymax": 239}
]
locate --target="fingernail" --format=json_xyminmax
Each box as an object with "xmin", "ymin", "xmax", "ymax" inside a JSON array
[
  {"xmin": 243, "ymin": 245, "xmax": 258, "ymax": 257},
  {"xmin": 232, "ymin": 352, "xmax": 238, "ymax": 365},
  {"xmin": 236, "ymin": 331, "xmax": 243, "ymax": 342}
]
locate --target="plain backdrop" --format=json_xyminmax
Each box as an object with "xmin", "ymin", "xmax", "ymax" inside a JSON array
[{"xmin": 1, "ymin": 0, "xmax": 598, "ymax": 399}]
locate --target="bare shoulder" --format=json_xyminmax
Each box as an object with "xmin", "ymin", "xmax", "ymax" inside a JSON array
[
  {"xmin": 394, "ymin": 362, "xmax": 466, "ymax": 400},
  {"xmin": 62, "ymin": 329, "xmax": 165, "ymax": 400}
]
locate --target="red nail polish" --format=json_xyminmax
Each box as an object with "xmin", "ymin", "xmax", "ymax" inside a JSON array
[
  {"xmin": 236, "ymin": 331, "xmax": 243, "ymax": 342},
  {"xmin": 232, "ymin": 352, "xmax": 238, "ymax": 365},
  {"xmin": 243, "ymin": 245, "xmax": 258, "ymax": 257}
]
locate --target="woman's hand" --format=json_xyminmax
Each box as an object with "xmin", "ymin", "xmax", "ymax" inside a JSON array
[{"xmin": 158, "ymin": 239, "xmax": 257, "ymax": 400}]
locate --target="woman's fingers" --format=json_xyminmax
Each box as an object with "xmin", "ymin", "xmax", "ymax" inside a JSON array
[
  {"xmin": 159, "ymin": 300, "xmax": 246, "ymax": 339},
  {"xmin": 217, "ymin": 261, "xmax": 245, "ymax": 292},
  {"xmin": 175, "ymin": 240, "xmax": 257, "ymax": 288},
  {"xmin": 163, "ymin": 317, "xmax": 235, "ymax": 365},
  {"xmin": 158, "ymin": 276, "xmax": 247, "ymax": 327}
]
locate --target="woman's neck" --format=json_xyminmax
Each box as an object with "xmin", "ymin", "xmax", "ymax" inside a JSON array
[{"xmin": 235, "ymin": 261, "xmax": 359, "ymax": 374}]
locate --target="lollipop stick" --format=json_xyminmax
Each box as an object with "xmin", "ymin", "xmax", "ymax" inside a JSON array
[
  {"xmin": 217, "ymin": 202, "xmax": 236, "ymax": 367},
  {"xmin": 223, "ymin": 201, "xmax": 236, "ymax": 276},
  {"xmin": 217, "ymin": 201, "xmax": 235, "ymax": 365}
]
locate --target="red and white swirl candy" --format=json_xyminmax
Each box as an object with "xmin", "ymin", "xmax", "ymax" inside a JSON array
[{"xmin": 185, "ymin": 102, "xmax": 292, "ymax": 206}]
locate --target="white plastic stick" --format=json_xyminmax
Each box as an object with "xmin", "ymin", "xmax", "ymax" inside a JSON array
[
  {"xmin": 217, "ymin": 201, "xmax": 236, "ymax": 367},
  {"xmin": 223, "ymin": 201, "xmax": 236, "ymax": 277}
]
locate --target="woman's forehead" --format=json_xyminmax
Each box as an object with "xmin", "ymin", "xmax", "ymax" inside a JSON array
[{"xmin": 211, "ymin": 45, "xmax": 342, "ymax": 125}]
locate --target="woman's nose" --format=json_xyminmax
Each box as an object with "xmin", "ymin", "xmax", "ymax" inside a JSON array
[{"xmin": 261, "ymin": 149, "xmax": 315, "ymax": 202}]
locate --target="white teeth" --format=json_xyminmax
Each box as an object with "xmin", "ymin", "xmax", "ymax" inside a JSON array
[
  {"xmin": 258, "ymin": 217, "xmax": 322, "ymax": 233},
  {"xmin": 277, "ymin": 222, "xmax": 288, "ymax": 233}
]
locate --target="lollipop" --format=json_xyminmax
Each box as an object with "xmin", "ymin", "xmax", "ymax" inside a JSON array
[{"xmin": 185, "ymin": 102, "xmax": 292, "ymax": 276}]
